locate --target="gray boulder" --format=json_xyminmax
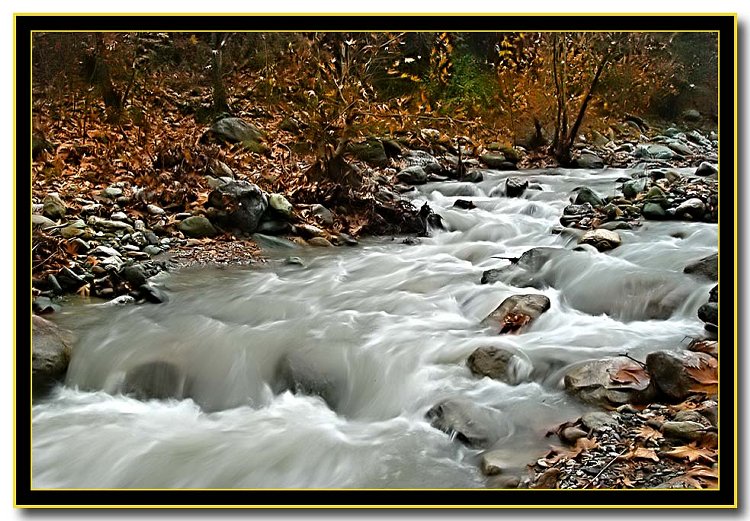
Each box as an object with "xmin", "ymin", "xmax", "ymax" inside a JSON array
[
  {"xmin": 695, "ymin": 162, "xmax": 718, "ymax": 177},
  {"xmin": 32, "ymin": 315, "xmax": 74, "ymax": 395},
  {"xmin": 698, "ymin": 302, "xmax": 718, "ymax": 327},
  {"xmin": 205, "ymin": 117, "xmax": 264, "ymax": 144},
  {"xmin": 42, "ymin": 193, "xmax": 66, "ymax": 220},
  {"xmin": 573, "ymin": 186, "xmax": 604, "ymax": 207},
  {"xmin": 268, "ymin": 193, "xmax": 293, "ymax": 218},
  {"xmin": 564, "ymin": 357, "xmax": 654, "ymax": 407},
  {"xmin": 208, "ymin": 180, "xmax": 267, "ymax": 233},
  {"xmin": 178, "ymin": 216, "xmax": 217, "ymax": 238},
  {"xmin": 426, "ymin": 399, "xmax": 506, "ymax": 448},
  {"xmin": 505, "ymin": 177, "xmax": 528, "ymax": 198},
  {"xmin": 675, "ymin": 198, "xmax": 705, "ymax": 220},
  {"xmin": 396, "ymin": 165, "xmax": 428, "ymax": 185},
  {"xmin": 667, "ymin": 141, "xmax": 692, "ymax": 156},
  {"xmin": 480, "ymin": 153, "xmax": 507, "ymax": 169},
  {"xmin": 467, "ymin": 347, "xmax": 516, "ymax": 383},
  {"xmin": 574, "ymin": 153, "xmax": 604, "ymax": 169},
  {"xmin": 349, "ymin": 139, "xmax": 389, "ymax": 167},
  {"xmin": 484, "ymin": 294, "xmax": 551, "ymax": 333},
  {"xmin": 683, "ymin": 253, "xmax": 718, "ymax": 281},
  {"xmin": 579, "ymin": 229, "xmax": 622, "ymax": 251},
  {"xmin": 646, "ymin": 350, "xmax": 716, "ymax": 401},
  {"xmin": 642, "ymin": 202, "xmax": 667, "ymax": 220},
  {"xmin": 622, "ymin": 178, "xmax": 648, "ymax": 199}
]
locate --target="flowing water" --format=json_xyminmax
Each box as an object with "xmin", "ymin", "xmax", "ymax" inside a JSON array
[{"xmin": 32, "ymin": 167, "xmax": 717, "ymax": 489}]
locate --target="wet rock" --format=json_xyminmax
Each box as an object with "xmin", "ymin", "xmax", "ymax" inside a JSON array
[
  {"xmin": 42, "ymin": 193, "xmax": 66, "ymax": 220},
  {"xmin": 622, "ymin": 178, "xmax": 648, "ymax": 199},
  {"xmin": 349, "ymin": 138, "xmax": 388, "ymax": 167},
  {"xmin": 396, "ymin": 165, "xmax": 428, "ymax": 185},
  {"xmin": 467, "ymin": 347, "xmax": 516, "ymax": 383},
  {"xmin": 560, "ymin": 202, "xmax": 596, "ymax": 227},
  {"xmin": 311, "ymin": 204, "xmax": 334, "ymax": 225},
  {"xmin": 480, "ymin": 153, "xmax": 507, "ymax": 169},
  {"xmin": 683, "ymin": 253, "xmax": 718, "ymax": 281},
  {"xmin": 295, "ymin": 223, "xmax": 326, "ymax": 239},
  {"xmin": 178, "ymin": 216, "xmax": 217, "ymax": 238},
  {"xmin": 110, "ymin": 211, "xmax": 128, "ymax": 222},
  {"xmin": 635, "ymin": 144, "xmax": 675, "ymax": 160},
  {"xmin": 709, "ymin": 285, "xmax": 718, "ymax": 302},
  {"xmin": 695, "ymin": 162, "xmax": 718, "ymax": 177},
  {"xmin": 208, "ymin": 180, "xmax": 268, "ymax": 234},
  {"xmin": 139, "ymin": 284, "xmax": 168, "ymax": 304},
  {"xmin": 426, "ymin": 399, "xmax": 505, "ymax": 448},
  {"xmin": 144, "ymin": 245, "xmax": 162, "ymax": 256},
  {"xmin": 574, "ymin": 153, "xmax": 604, "ymax": 169},
  {"xmin": 682, "ymin": 108, "xmax": 701, "ymax": 121},
  {"xmin": 661, "ymin": 421, "xmax": 705, "ymax": 442},
  {"xmin": 481, "ymin": 450, "xmax": 509, "ymax": 475},
  {"xmin": 579, "ymin": 229, "xmax": 621, "ymax": 251},
  {"xmin": 307, "ymin": 237, "xmax": 333, "ymax": 247},
  {"xmin": 119, "ymin": 264, "xmax": 148, "ymax": 288},
  {"xmin": 252, "ymin": 233, "xmax": 299, "ymax": 250},
  {"xmin": 505, "ymin": 177, "xmax": 528, "ymax": 198},
  {"xmin": 487, "ymin": 475, "xmax": 521, "ymax": 489},
  {"xmin": 560, "ymin": 426, "xmax": 588, "ymax": 444},
  {"xmin": 645, "ymin": 350, "xmax": 716, "ymax": 401},
  {"xmin": 274, "ymin": 351, "xmax": 347, "ymax": 411},
  {"xmin": 256, "ymin": 219, "xmax": 291, "ymax": 235},
  {"xmin": 453, "ymin": 199, "xmax": 476, "ymax": 210},
  {"xmin": 461, "ymin": 170, "xmax": 484, "ymax": 182},
  {"xmin": 402, "ymin": 150, "xmax": 442, "ymax": 173},
  {"xmin": 667, "ymin": 141, "xmax": 692, "ymax": 156},
  {"xmin": 102, "ymin": 186, "xmax": 123, "ymax": 199},
  {"xmin": 269, "ymin": 194, "xmax": 293, "ymax": 218},
  {"xmin": 33, "ymin": 296, "xmax": 59, "ymax": 315},
  {"xmin": 484, "ymin": 294, "xmax": 551, "ymax": 333},
  {"xmin": 56, "ymin": 267, "xmax": 86, "ymax": 291},
  {"xmin": 59, "ymin": 220, "xmax": 88, "ymax": 239},
  {"xmin": 336, "ymin": 233, "xmax": 358, "ymax": 247},
  {"xmin": 642, "ymin": 202, "xmax": 667, "ymax": 220},
  {"xmin": 573, "ymin": 187, "xmax": 604, "ymax": 207},
  {"xmin": 564, "ymin": 357, "xmax": 654, "ymax": 407},
  {"xmin": 32, "ymin": 315, "xmax": 73, "ymax": 396},
  {"xmin": 581, "ymin": 412, "xmax": 618, "ymax": 432},
  {"xmin": 675, "ymin": 198, "xmax": 705, "ymax": 220},
  {"xmin": 122, "ymin": 361, "xmax": 184, "ymax": 400},
  {"xmin": 698, "ymin": 302, "xmax": 718, "ymax": 328}
]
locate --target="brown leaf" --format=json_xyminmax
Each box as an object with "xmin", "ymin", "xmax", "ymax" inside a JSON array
[
  {"xmin": 686, "ymin": 356, "xmax": 718, "ymax": 394},
  {"xmin": 634, "ymin": 425, "xmax": 663, "ymax": 442},
  {"xmin": 685, "ymin": 465, "xmax": 718, "ymax": 488},
  {"xmin": 621, "ymin": 447, "xmax": 660, "ymax": 462},
  {"xmin": 532, "ymin": 467, "xmax": 560, "ymax": 489},
  {"xmin": 664, "ymin": 444, "xmax": 717, "ymax": 464},
  {"xmin": 608, "ymin": 362, "xmax": 650, "ymax": 389}
]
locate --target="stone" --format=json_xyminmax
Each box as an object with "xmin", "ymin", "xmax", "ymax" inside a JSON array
[
  {"xmin": 147, "ymin": 204, "xmax": 166, "ymax": 215},
  {"xmin": 42, "ymin": 193, "xmax": 66, "ymax": 220},
  {"xmin": 273, "ymin": 351, "xmax": 348, "ymax": 411},
  {"xmin": 564, "ymin": 357, "xmax": 654, "ymax": 407},
  {"xmin": 481, "ymin": 450, "xmax": 509, "ymax": 476},
  {"xmin": 560, "ymin": 426, "xmax": 588, "ymax": 445},
  {"xmin": 349, "ymin": 139, "xmax": 389, "ymax": 167},
  {"xmin": 402, "ymin": 150, "xmax": 442, "ymax": 173},
  {"xmin": 675, "ymin": 198, "xmax": 705, "ymax": 220},
  {"xmin": 559, "ymin": 202, "xmax": 595, "ymax": 227},
  {"xmin": 642, "ymin": 202, "xmax": 667, "ymax": 220},
  {"xmin": 33, "ymin": 296, "xmax": 59, "ymax": 315},
  {"xmin": 59, "ymin": 220, "xmax": 88, "ymax": 239},
  {"xmin": 635, "ymin": 144, "xmax": 675, "ymax": 160},
  {"xmin": 698, "ymin": 302, "xmax": 718, "ymax": 327},
  {"xmin": 119, "ymin": 264, "xmax": 148, "ymax": 287},
  {"xmin": 573, "ymin": 186, "xmax": 604, "ymax": 207},
  {"xmin": 579, "ymin": 229, "xmax": 622, "ymax": 252},
  {"xmin": 505, "ymin": 177, "xmax": 528, "ymax": 198},
  {"xmin": 32, "ymin": 315, "xmax": 73, "ymax": 395},
  {"xmin": 32, "ymin": 214, "xmax": 57, "ymax": 230},
  {"xmin": 178, "ymin": 216, "xmax": 217, "ymax": 238},
  {"xmin": 695, "ymin": 162, "xmax": 718, "ymax": 177},
  {"xmin": 682, "ymin": 108, "xmax": 701, "ymax": 121},
  {"xmin": 461, "ymin": 170, "xmax": 484, "ymax": 183},
  {"xmin": 122, "ymin": 361, "xmax": 184, "ymax": 400},
  {"xmin": 453, "ymin": 199, "xmax": 476, "ymax": 210},
  {"xmin": 667, "ymin": 141, "xmax": 692, "ymax": 156},
  {"xmin": 139, "ymin": 284, "xmax": 168, "ymax": 304},
  {"xmin": 574, "ymin": 153, "xmax": 604, "ymax": 169},
  {"xmin": 87, "ymin": 216, "xmax": 134, "ymax": 233},
  {"xmin": 484, "ymin": 294, "xmax": 551, "ymax": 333},
  {"xmin": 295, "ymin": 223, "xmax": 326, "ymax": 239},
  {"xmin": 307, "ymin": 237, "xmax": 333, "ymax": 247},
  {"xmin": 336, "ymin": 233, "xmax": 358, "ymax": 247},
  {"xmin": 683, "ymin": 253, "xmax": 718, "ymax": 281},
  {"xmin": 102, "ymin": 186, "xmax": 123, "ymax": 199},
  {"xmin": 207, "ymin": 180, "xmax": 267, "ymax": 233},
  {"xmin": 206, "ymin": 159, "xmax": 235, "ymax": 178},
  {"xmin": 661, "ymin": 421, "xmax": 705, "ymax": 442},
  {"xmin": 467, "ymin": 347, "xmax": 516, "ymax": 383},
  {"xmin": 56, "ymin": 267, "xmax": 86, "ymax": 291},
  {"xmin": 581, "ymin": 412, "xmax": 618, "ymax": 432},
  {"xmin": 709, "ymin": 285, "xmax": 718, "ymax": 302},
  {"xmin": 269, "ymin": 194, "xmax": 293, "ymax": 218},
  {"xmin": 645, "ymin": 350, "xmax": 716, "ymax": 401},
  {"xmin": 487, "ymin": 475, "xmax": 521, "ymax": 489},
  {"xmin": 205, "ymin": 117, "xmax": 264, "ymax": 145},
  {"xmin": 312, "ymin": 204, "xmax": 334, "ymax": 225},
  {"xmin": 622, "ymin": 178, "xmax": 648, "ymax": 199},
  {"xmin": 426, "ymin": 399, "xmax": 505, "ymax": 448},
  {"xmin": 91, "ymin": 245, "xmax": 121, "ymax": 258},
  {"xmin": 144, "ymin": 245, "xmax": 162, "ymax": 256},
  {"xmin": 396, "ymin": 165, "xmax": 428, "ymax": 185},
  {"xmin": 480, "ymin": 153, "xmax": 507, "ymax": 169},
  {"xmin": 252, "ymin": 233, "xmax": 299, "ymax": 250},
  {"xmin": 256, "ymin": 219, "xmax": 291, "ymax": 235}
]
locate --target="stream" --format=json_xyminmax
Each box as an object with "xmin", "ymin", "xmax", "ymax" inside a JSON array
[{"xmin": 32, "ymin": 167, "xmax": 717, "ymax": 489}]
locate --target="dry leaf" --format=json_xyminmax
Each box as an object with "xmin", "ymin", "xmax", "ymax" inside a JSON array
[
  {"xmin": 686, "ymin": 356, "xmax": 718, "ymax": 394},
  {"xmin": 621, "ymin": 446, "xmax": 660, "ymax": 462},
  {"xmin": 685, "ymin": 465, "xmax": 718, "ymax": 488},
  {"xmin": 634, "ymin": 425, "xmax": 663, "ymax": 442},
  {"xmin": 608, "ymin": 363, "xmax": 650, "ymax": 390},
  {"xmin": 664, "ymin": 444, "xmax": 716, "ymax": 464}
]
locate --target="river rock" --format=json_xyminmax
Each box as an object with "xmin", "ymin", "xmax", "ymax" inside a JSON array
[
  {"xmin": 709, "ymin": 285, "xmax": 718, "ymax": 302},
  {"xmin": 642, "ymin": 202, "xmax": 667, "ymax": 220},
  {"xmin": 269, "ymin": 194, "xmax": 293, "ymax": 218},
  {"xmin": 467, "ymin": 347, "xmax": 516, "ymax": 383},
  {"xmin": 42, "ymin": 193, "xmax": 66, "ymax": 220},
  {"xmin": 573, "ymin": 187, "xmax": 604, "ymax": 207},
  {"xmin": 59, "ymin": 220, "xmax": 88, "ymax": 239},
  {"xmin": 312, "ymin": 204, "xmax": 334, "ymax": 225},
  {"xmin": 622, "ymin": 178, "xmax": 648, "ymax": 199},
  {"xmin": 579, "ymin": 229, "xmax": 621, "ymax": 251},
  {"xmin": 147, "ymin": 204, "xmax": 166, "ymax": 216},
  {"xmin": 581, "ymin": 411, "xmax": 618, "ymax": 431},
  {"xmin": 481, "ymin": 450, "xmax": 510, "ymax": 476},
  {"xmin": 426, "ymin": 399, "xmax": 505, "ymax": 448},
  {"xmin": 122, "ymin": 360, "xmax": 184, "ymax": 400},
  {"xmin": 667, "ymin": 141, "xmax": 692, "ymax": 156},
  {"xmin": 698, "ymin": 302, "xmax": 718, "ymax": 328},
  {"xmin": 661, "ymin": 421, "xmax": 705, "ymax": 442},
  {"xmin": 574, "ymin": 153, "xmax": 604, "ymax": 169},
  {"xmin": 87, "ymin": 216, "xmax": 134, "ymax": 233},
  {"xmin": 402, "ymin": 150, "xmax": 442, "ymax": 174},
  {"xmin": 636, "ymin": 144, "xmax": 675, "ymax": 160},
  {"xmin": 695, "ymin": 162, "xmax": 718, "ymax": 177},
  {"xmin": 119, "ymin": 264, "xmax": 148, "ymax": 287},
  {"xmin": 307, "ymin": 237, "xmax": 333, "ymax": 247},
  {"xmin": 505, "ymin": 177, "xmax": 528, "ymax": 197},
  {"xmin": 205, "ymin": 116, "xmax": 264, "ymax": 145},
  {"xmin": 564, "ymin": 357, "xmax": 654, "ymax": 407},
  {"xmin": 675, "ymin": 198, "xmax": 705, "ymax": 220},
  {"xmin": 349, "ymin": 138, "xmax": 388, "ymax": 167},
  {"xmin": 481, "ymin": 153, "xmax": 507, "ymax": 169},
  {"xmin": 139, "ymin": 284, "xmax": 168, "ymax": 304},
  {"xmin": 252, "ymin": 233, "xmax": 299, "ymax": 249},
  {"xmin": 484, "ymin": 294, "xmax": 551, "ymax": 333},
  {"xmin": 683, "ymin": 253, "xmax": 718, "ymax": 280},
  {"xmin": 102, "ymin": 186, "xmax": 123, "ymax": 199},
  {"xmin": 178, "ymin": 216, "xmax": 217, "ymax": 238},
  {"xmin": 645, "ymin": 350, "xmax": 716, "ymax": 401},
  {"xmin": 32, "ymin": 214, "xmax": 57, "ymax": 231},
  {"xmin": 682, "ymin": 108, "xmax": 701, "ymax": 121},
  {"xmin": 274, "ymin": 351, "xmax": 347, "ymax": 411},
  {"xmin": 256, "ymin": 218, "xmax": 291, "ymax": 235},
  {"xmin": 32, "ymin": 315, "xmax": 74, "ymax": 395},
  {"xmin": 560, "ymin": 202, "xmax": 596, "ymax": 227},
  {"xmin": 396, "ymin": 165, "xmax": 428, "ymax": 185},
  {"xmin": 207, "ymin": 180, "xmax": 267, "ymax": 233},
  {"xmin": 461, "ymin": 170, "xmax": 484, "ymax": 182},
  {"xmin": 295, "ymin": 223, "xmax": 326, "ymax": 239}
]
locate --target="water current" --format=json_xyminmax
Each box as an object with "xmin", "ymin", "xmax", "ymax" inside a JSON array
[{"xmin": 32, "ymin": 167, "xmax": 717, "ymax": 488}]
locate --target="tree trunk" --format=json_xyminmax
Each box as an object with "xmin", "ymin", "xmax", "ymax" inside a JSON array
[
  {"xmin": 211, "ymin": 32, "xmax": 229, "ymax": 115},
  {"xmin": 92, "ymin": 34, "xmax": 122, "ymax": 117},
  {"xmin": 565, "ymin": 53, "xmax": 609, "ymax": 152}
]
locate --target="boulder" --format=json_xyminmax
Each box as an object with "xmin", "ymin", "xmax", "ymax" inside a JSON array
[
  {"xmin": 349, "ymin": 139, "xmax": 389, "ymax": 167},
  {"xmin": 709, "ymin": 285, "xmax": 718, "ymax": 302},
  {"xmin": 32, "ymin": 214, "xmax": 57, "ymax": 231},
  {"xmin": 481, "ymin": 450, "xmax": 509, "ymax": 476},
  {"xmin": 178, "ymin": 216, "xmax": 217, "ymax": 238},
  {"xmin": 564, "ymin": 357, "xmax": 654, "ymax": 407},
  {"xmin": 682, "ymin": 108, "xmax": 701, "ymax": 121},
  {"xmin": 661, "ymin": 421, "xmax": 705, "ymax": 442},
  {"xmin": 467, "ymin": 347, "xmax": 516, "ymax": 383},
  {"xmin": 307, "ymin": 237, "xmax": 333, "ymax": 247},
  {"xmin": 646, "ymin": 350, "xmax": 717, "ymax": 401},
  {"xmin": 207, "ymin": 180, "xmax": 267, "ymax": 233},
  {"xmin": 574, "ymin": 153, "xmax": 604, "ymax": 169},
  {"xmin": 42, "ymin": 193, "xmax": 66, "ymax": 220},
  {"xmin": 635, "ymin": 144, "xmax": 675, "ymax": 160},
  {"xmin": 484, "ymin": 294, "xmax": 551, "ymax": 333},
  {"xmin": 205, "ymin": 117, "xmax": 264, "ymax": 145},
  {"xmin": 581, "ymin": 411, "xmax": 618, "ymax": 432},
  {"xmin": 396, "ymin": 165, "xmax": 428, "ymax": 185},
  {"xmin": 573, "ymin": 187, "xmax": 604, "ymax": 207},
  {"xmin": 119, "ymin": 264, "xmax": 148, "ymax": 288},
  {"xmin": 675, "ymin": 198, "xmax": 705, "ymax": 220},
  {"xmin": 122, "ymin": 360, "xmax": 184, "ymax": 400},
  {"xmin": 622, "ymin": 178, "xmax": 648, "ymax": 199},
  {"xmin": 642, "ymin": 202, "xmax": 667, "ymax": 220},
  {"xmin": 312, "ymin": 204, "xmax": 334, "ymax": 225},
  {"xmin": 426, "ymin": 399, "xmax": 505, "ymax": 448},
  {"xmin": 256, "ymin": 218, "xmax": 291, "ymax": 235},
  {"xmin": 251, "ymin": 233, "xmax": 299, "ymax": 250},
  {"xmin": 268, "ymin": 194, "xmax": 293, "ymax": 218},
  {"xmin": 560, "ymin": 202, "xmax": 595, "ymax": 227},
  {"xmin": 402, "ymin": 150, "xmax": 442, "ymax": 174},
  {"xmin": 698, "ymin": 302, "xmax": 718, "ymax": 328},
  {"xmin": 295, "ymin": 223, "xmax": 326, "ymax": 239},
  {"xmin": 695, "ymin": 162, "xmax": 718, "ymax": 177},
  {"xmin": 139, "ymin": 284, "xmax": 169, "ymax": 304},
  {"xmin": 579, "ymin": 229, "xmax": 622, "ymax": 251},
  {"xmin": 32, "ymin": 315, "xmax": 73, "ymax": 396},
  {"xmin": 480, "ymin": 153, "xmax": 507, "ymax": 169},
  {"xmin": 505, "ymin": 177, "xmax": 528, "ymax": 198},
  {"xmin": 683, "ymin": 253, "xmax": 718, "ymax": 281}
]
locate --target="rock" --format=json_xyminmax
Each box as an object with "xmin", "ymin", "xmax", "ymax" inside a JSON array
[
  {"xmin": 381, "ymin": 139, "xmax": 406, "ymax": 158},
  {"xmin": 682, "ymin": 108, "xmax": 701, "ymax": 121},
  {"xmin": 635, "ymin": 144, "xmax": 675, "ymax": 160},
  {"xmin": 91, "ymin": 246, "xmax": 121, "ymax": 258},
  {"xmin": 698, "ymin": 302, "xmax": 718, "ymax": 327},
  {"xmin": 505, "ymin": 177, "xmax": 528, "ymax": 198},
  {"xmin": 667, "ymin": 141, "xmax": 692, "ymax": 156},
  {"xmin": 33, "ymin": 296, "xmax": 59, "ymax": 314},
  {"xmin": 256, "ymin": 219, "xmax": 291, "ymax": 235},
  {"xmin": 573, "ymin": 187, "xmax": 604, "ymax": 207},
  {"xmin": 683, "ymin": 253, "xmax": 718, "ymax": 280},
  {"xmin": 574, "ymin": 153, "xmax": 604, "ymax": 169},
  {"xmin": 481, "ymin": 450, "xmax": 509, "ymax": 475},
  {"xmin": 119, "ymin": 264, "xmax": 148, "ymax": 287},
  {"xmin": 426, "ymin": 399, "xmax": 505, "ymax": 448},
  {"xmin": 453, "ymin": 199, "xmax": 476, "ymax": 210},
  {"xmin": 695, "ymin": 162, "xmax": 718, "ymax": 177},
  {"xmin": 461, "ymin": 170, "xmax": 484, "ymax": 182},
  {"xmin": 336, "ymin": 233, "xmax": 358, "ymax": 247},
  {"xmin": 402, "ymin": 150, "xmax": 442, "ymax": 173},
  {"xmin": 645, "ymin": 350, "xmax": 716, "ymax": 401},
  {"xmin": 178, "ymin": 216, "xmax": 217, "ymax": 238},
  {"xmin": 147, "ymin": 204, "xmax": 165, "ymax": 215},
  {"xmin": 581, "ymin": 412, "xmax": 618, "ymax": 432},
  {"xmin": 252, "ymin": 233, "xmax": 299, "ymax": 250},
  {"xmin": 675, "ymin": 198, "xmax": 705, "ymax": 220},
  {"xmin": 206, "ymin": 159, "xmax": 234, "ymax": 178},
  {"xmin": 42, "ymin": 193, "xmax": 66, "ymax": 220},
  {"xmin": 622, "ymin": 178, "xmax": 648, "ymax": 199},
  {"xmin": 32, "ymin": 214, "xmax": 57, "ymax": 230},
  {"xmin": 564, "ymin": 357, "xmax": 654, "ymax": 407},
  {"xmin": 32, "ymin": 315, "xmax": 73, "ymax": 395},
  {"xmin": 111, "ymin": 211, "xmax": 128, "ymax": 221},
  {"xmin": 279, "ymin": 116, "xmax": 302, "ymax": 134},
  {"xmin": 487, "ymin": 475, "xmax": 521, "ymax": 489},
  {"xmin": 59, "ymin": 220, "xmax": 88, "ymax": 239},
  {"xmin": 560, "ymin": 202, "xmax": 595, "ymax": 227},
  {"xmin": 709, "ymin": 285, "xmax": 718, "ymax": 302},
  {"xmin": 87, "ymin": 216, "xmax": 134, "ymax": 233},
  {"xmin": 269, "ymin": 194, "xmax": 293, "ymax": 218},
  {"xmin": 106, "ymin": 295, "xmax": 136, "ymax": 306},
  {"xmin": 642, "ymin": 202, "xmax": 667, "ymax": 220},
  {"xmin": 560, "ymin": 426, "xmax": 588, "ymax": 444},
  {"xmin": 56, "ymin": 267, "xmax": 86, "ymax": 291},
  {"xmin": 480, "ymin": 153, "xmax": 507, "ymax": 169},
  {"xmin": 686, "ymin": 130, "xmax": 711, "ymax": 147},
  {"xmin": 139, "ymin": 284, "xmax": 168, "ymax": 304},
  {"xmin": 122, "ymin": 361, "xmax": 184, "ymax": 400},
  {"xmin": 207, "ymin": 180, "xmax": 267, "ymax": 233},
  {"xmin": 102, "ymin": 186, "xmax": 123, "ymax": 199},
  {"xmin": 311, "ymin": 204, "xmax": 334, "ymax": 225},
  {"xmin": 205, "ymin": 116, "xmax": 264, "ymax": 145},
  {"xmin": 295, "ymin": 223, "xmax": 326, "ymax": 239},
  {"xmin": 396, "ymin": 165, "xmax": 428, "ymax": 185},
  {"xmin": 307, "ymin": 237, "xmax": 333, "ymax": 247},
  {"xmin": 661, "ymin": 421, "xmax": 705, "ymax": 442},
  {"xmin": 467, "ymin": 347, "xmax": 516, "ymax": 383},
  {"xmin": 579, "ymin": 229, "xmax": 621, "ymax": 251},
  {"xmin": 483, "ymin": 294, "xmax": 551, "ymax": 333},
  {"xmin": 144, "ymin": 245, "xmax": 162, "ymax": 256},
  {"xmin": 349, "ymin": 138, "xmax": 389, "ymax": 167}
]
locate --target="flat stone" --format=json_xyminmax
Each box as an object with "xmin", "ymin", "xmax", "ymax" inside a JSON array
[
  {"xmin": 467, "ymin": 347, "xmax": 516, "ymax": 383},
  {"xmin": 579, "ymin": 229, "xmax": 621, "ymax": 251},
  {"xmin": 178, "ymin": 216, "xmax": 217, "ymax": 238},
  {"xmin": 581, "ymin": 412, "xmax": 618, "ymax": 432},
  {"xmin": 483, "ymin": 294, "xmax": 551, "ymax": 333}
]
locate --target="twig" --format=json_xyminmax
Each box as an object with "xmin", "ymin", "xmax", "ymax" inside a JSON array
[
  {"xmin": 581, "ymin": 447, "xmax": 628, "ymax": 489},
  {"xmin": 618, "ymin": 353, "xmax": 647, "ymax": 368}
]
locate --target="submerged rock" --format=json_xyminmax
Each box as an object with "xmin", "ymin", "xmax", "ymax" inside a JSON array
[
  {"xmin": 484, "ymin": 294, "xmax": 551, "ymax": 333},
  {"xmin": 122, "ymin": 361, "xmax": 185, "ymax": 400},
  {"xmin": 467, "ymin": 347, "xmax": 517, "ymax": 383},
  {"xmin": 426, "ymin": 399, "xmax": 506, "ymax": 448},
  {"xmin": 683, "ymin": 253, "xmax": 718, "ymax": 281},
  {"xmin": 32, "ymin": 315, "xmax": 73, "ymax": 396}
]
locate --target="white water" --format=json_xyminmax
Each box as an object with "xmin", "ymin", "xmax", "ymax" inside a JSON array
[{"xmin": 32, "ymin": 168, "xmax": 717, "ymax": 489}]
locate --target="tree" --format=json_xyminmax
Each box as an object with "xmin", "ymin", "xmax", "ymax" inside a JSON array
[{"xmin": 210, "ymin": 32, "xmax": 231, "ymax": 115}]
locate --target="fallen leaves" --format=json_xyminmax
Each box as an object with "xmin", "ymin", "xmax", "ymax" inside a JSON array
[
  {"xmin": 664, "ymin": 443, "xmax": 717, "ymax": 464},
  {"xmin": 686, "ymin": 355, "xmax": 718, "ymax": 394},
  {"xmin": 620, "ymin": 446, "xmax": 660, "ymax": 462},
  {"xmin": 608, "ymin": 362, "xmax": 650, "ymax": 390}
]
